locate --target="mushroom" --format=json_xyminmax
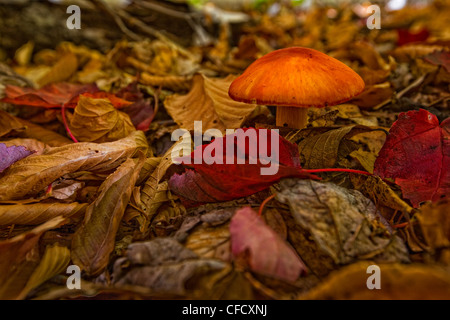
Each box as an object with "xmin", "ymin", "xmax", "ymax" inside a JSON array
[{"xmin": 228, "ymin": 47, "xmax": 365, "ymax": 129}]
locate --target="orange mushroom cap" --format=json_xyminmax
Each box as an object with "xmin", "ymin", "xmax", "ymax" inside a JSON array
[{"xmin": 228, "ymin": 47, "xmax": 365, "ymax": 107}]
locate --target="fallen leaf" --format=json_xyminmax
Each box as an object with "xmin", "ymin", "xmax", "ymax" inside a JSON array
[
  {"xmin": 276, "ymin": 178, "xmax": 410, "ymax": 276},
  {"xmin": 0, "ymin": 202, "xmax": 87, "ymax": 225},
  {"xmin": 416, "ymin": 199, "xmax": 450, "ymax": 263},
  {"xmin": 374, "ymin": 109, "xmax": 450, "ymax": 207},
  {"xmin": 168, "ymin": 128, "xmax": 316, "ymax": 205},
  {"xmin": 0, "ymin": 143, "xmax": 34, "ymax": 173},
  {"xmin": 71, "ymin": 155, "xmax": 145, "ymax": 276},
  {"xmin": 230, "ymin": 207, "xmax": 307, "ymax": 282},
  {"xmin": 296, "ymin": 125, "xmax": 372, "ymax": 169},
  {"xmin": 36, "ymin": 52, "xmax": 78, "ymax": 87},
  {"xmin": 16, "ymin": 244, "xmax": 70, "ymax": 299},
  {"xmin": 1, "ymin": 138, "xmax": 48, "ymax": 155},
  {"xmin": 0, "ymin": 131, "xmax": 147, "ymax": 200},
  {"xmin": 164, "ymin": 73, "xmax": 259, "ymax": 133},
  {"xmin": 0, "ymin": 216, "xmax": 65, "ymax": 299},
  {"xmin": 424, "ymin": 50, "xmax": 450, "ymax": 72},
  {"xmin": 0, "ymin": 109, "xmax": 26, "ymax": 138},
  {"xmin": 300, "ymin": 261, "xmax": 450, "ymax": 300},
  {"xmin": 68, "ymin": 95, "xmax": 135, "ymax": 143},
  {"xmin": 112, "ymin": 238, "xmax": 228, "ymax": 298},
  {"xmin": 397, "ymin": 28, "xmax": 430, "ymax": 46},
  {"xmin": 1, "ymin": 82, "xmax": 97, "ymax": 108}
]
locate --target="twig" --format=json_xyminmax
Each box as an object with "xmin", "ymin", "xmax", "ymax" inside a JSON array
[
  {"xmin": 92, "ymin": 0, "xmax": 142, "ymax": 41},
  {"xmin": 373, "ymin": 73, "xmax": 427, "ymax": 110}
]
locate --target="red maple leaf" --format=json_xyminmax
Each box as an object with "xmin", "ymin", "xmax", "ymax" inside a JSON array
[
  {"xmin": 168, "ymin": 128, "xmax": 317, "ymax": 206},
  {"xmin": 374, "ymin": 109, "xmax": 450, "ymax": 207}
]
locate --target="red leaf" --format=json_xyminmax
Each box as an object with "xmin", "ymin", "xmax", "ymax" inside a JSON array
[
  {"xmin": 424, "ymin": 50, "xmax": 450, "ymax": 73},
  {"xmin": 1, "ymin": 83, "xmax": 132, "ymax": 109},
  {"xmin": 0, "ymin": 143, "xmax": 34, "ymax": 173},
  {"xmin": 116, "ymin": 82, "xmax": 154, "ymax": 130},
  {"xmin": 230, "ymin": 207, "xmax": 307, "ymax": 282},
  {"xmin": 397, "ymin": 28, "xmax": 430, "ymax": 46},
  {"xmin": 374, "ymin": 109, "xmax": 450, "ymax": 207},
  {"xmin": 168, "ymin": 128, "xmax": 317, "ymax": 205},
  {"xmin": 1, "ymin": 83, "xmax": 98, "ymax": 108}
]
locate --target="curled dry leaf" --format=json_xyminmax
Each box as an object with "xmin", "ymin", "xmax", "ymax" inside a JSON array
[
  {"xmin": 276, "ymin": 179, "xmax": 410, "ymax": 276},
  {"xmin": 0, "ymin": 216, "xmax": 65, "ymax": 299},
  {"xmin": 0, "ymin": 131, "xmax": 148, "ymax": 200},
  {"xmin": 69, "ymin": 95, "xmax": 135, "ymax": 143},
  {"xmin": 300, "ymin": 261, "xmax": 450, "ymax": 300},
  {"xmin": 71, "ymin": 155, "xmax": 146, "ymax": 276},
  {"xmin": 0, "ymin": 202, "xmax": 87, "ymax": 225},
  {"xmin": 164, "ymin": 73, "xmax": 259, "ymax": 133},
  {"xmin": 374, "ymin": 109, "xmax": 450, "ymax": 207},
  {"xmin": 230, "ymin": 207, "xmax": 307, "ymax": 282}
]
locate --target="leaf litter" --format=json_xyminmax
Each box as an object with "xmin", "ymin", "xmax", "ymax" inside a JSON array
[{"xmin": 0, "ymin": 0, "xmax": 449, "ymax": 300}]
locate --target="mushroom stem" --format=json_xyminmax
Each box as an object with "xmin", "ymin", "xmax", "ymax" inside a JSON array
[{"xmin": 276, "ymin": 106, "xmax": 308, "ymax": 129}]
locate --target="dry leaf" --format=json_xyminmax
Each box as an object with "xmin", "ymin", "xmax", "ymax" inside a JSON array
[
  {"xmin": 0, "ymin": 202, "xmax": 87, "ymax": 225},
  {"xmin": 300, "ymin": 261, "xmax": 450, "ymax": 300},
  {"xmin": 164, "ymin": 73, "xmax": 259, "ymax": 132},
  {"xmin": 0, "ymin": 216, "xmax": 65, "ymax": 299},
  {"xmin": 276, "ymin": 179, "xmax": 410, "ymax": 276},
  {"xmin": 71, "ymin": 155, "xmax": 146, "ymax": 276},
  {"xmin": 69, "ymin": 95, "xmax": 135, "ymax": 143},
  {"xmin": 0, "ymin": 131, "xmax": 147, "ymax": 200},
  {"xmin": 16, "ymin": 244, "xmax": 70, "ymax": 299}
]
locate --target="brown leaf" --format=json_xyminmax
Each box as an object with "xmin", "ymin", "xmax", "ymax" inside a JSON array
[
  {"xmin": 297, "ymin": 125, "xmax": 372, "ymax": 169},
  {"xmin": 16, "ymin": 244, "xmax": 70, "ymax": 300},
  {"xmin": 0, "ymin": 110, "xmax": 26, "ymax": 138},
  {"xmin": 68, "ymin": 95, "xmax": 135, "ymax": 143},
  {"xmin": 164, "ymin": 73, "xmax": 259, "ymax": 132},
  {"xmin": 301, "ymin": 262, "xmax": 450, "ymax": 300},
  {"xmin": 416, "ymin": 199, "xmax": 450, "ymax": 258},
  {"xmin": 0, "ymin": 216, "xmax": 65, "ymax": 299},
  {"xmin": 0, "ymin": 202, "xmax": 87, "ymax": 225},
  {"xmin": 112, "ymin": 238, "xmax": 228, "ymax": 298},
  {"xmin": 71, "ymin": 155, "xmax": 146, "ymax": 276},
  {"xmin": 0, "ymin": 131, "xmax": 148, "ymax": 200},
  {"xmin": 276, "ymin": 179, "xmax": 410, "ymax": 276}
]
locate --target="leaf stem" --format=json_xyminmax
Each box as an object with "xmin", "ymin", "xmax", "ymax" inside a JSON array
[
  {"xmin": 61, "ymin": 103, "xmax": 78, "ymax": 143},
  {"xmin": 258, "ymin": 194, "xmax": 275, "ymax": 216},
  {"xmin": 304, "ymin": 168, "xmax": 372, "ymax": 176}
]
